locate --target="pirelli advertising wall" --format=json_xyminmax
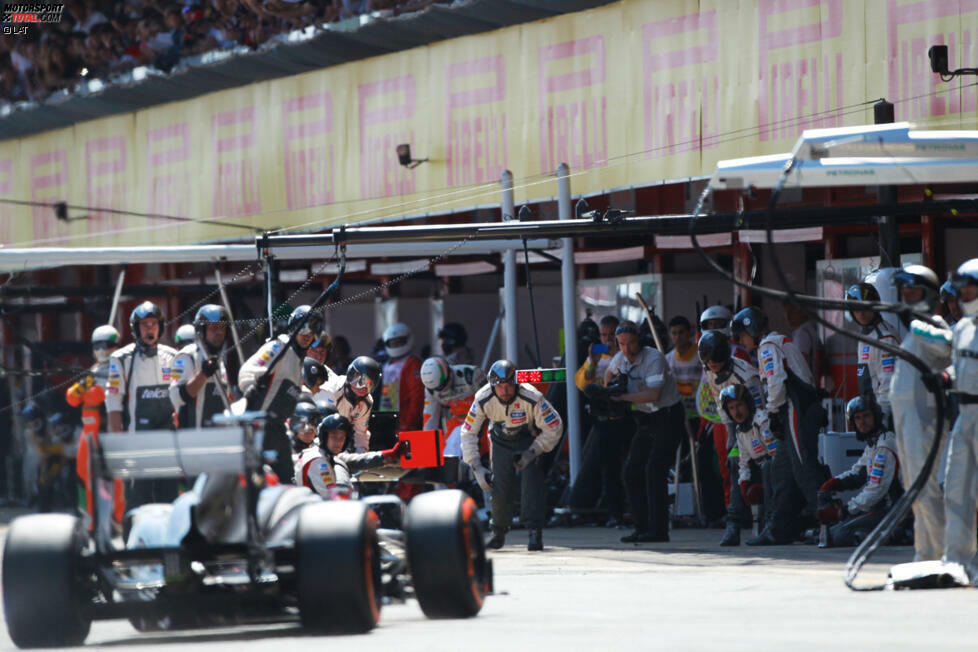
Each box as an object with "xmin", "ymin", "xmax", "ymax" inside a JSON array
[{"xmin": 1, "ymin": 0, "xmax": 976, "ymax": 249}]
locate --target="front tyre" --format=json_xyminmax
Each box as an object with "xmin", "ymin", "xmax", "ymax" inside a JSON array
[{"xmin": 405, "ymin": 489, "xmax": 488, "ymax": 619}]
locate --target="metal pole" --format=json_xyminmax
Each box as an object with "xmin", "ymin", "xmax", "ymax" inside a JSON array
[
  {"xmin": 501, "ymin": 171, "xmax": 518, "ymax": 364},
  {"xmin": 875, "ymin": 99, "xmax": 900, "ymax": 269},
  {"xmin": 214, "ymin": 264, "xmax": 245, "ymax": 367},
  {"xmin": 264, "ymin": 255, "xmax": 274, "ymax": 336},
  {"xmin": 557, "ymin": 163, "xmax": 582, "ymax": 484},
  {"xmin": 107, "ymin": 267, "xmax": 125, "ymax": 329}
]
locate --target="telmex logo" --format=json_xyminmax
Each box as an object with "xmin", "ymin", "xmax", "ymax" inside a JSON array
[{"xmin": 140, "ymin": 387, "xmax": 169, "ymax": 400}]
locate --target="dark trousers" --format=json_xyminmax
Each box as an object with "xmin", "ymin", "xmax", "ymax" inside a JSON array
[
  {"xmin": 490, "ymin": 433, "xmax": 546, "ymax": 531},
  {"xmin": 623, "ymin": 403, "xmax": 685, "ymax": 537},
  {"xmin": 263, "ymin": 420, "xmax": 295, "ymax": 484},
  {"xmin": 767, "ymin": 399, "xmax": 824, "ymax": 539},
  {"xmin": 569, "ymin": 416, "xmax": 634, "ymax": 518},
  {"xmin": 829, "ymin": 508, "xmax": 887, "ymax": 547}
]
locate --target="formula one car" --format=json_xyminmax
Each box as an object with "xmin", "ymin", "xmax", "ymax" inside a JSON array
[{"xmin": 2, "ymin": 414, "xmax": 491, "ymax": 648}]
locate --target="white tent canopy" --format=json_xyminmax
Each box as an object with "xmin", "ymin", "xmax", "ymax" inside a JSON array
[{"xmin": 709, "ymin": 122, "xmax": 978, "ymax": 191}]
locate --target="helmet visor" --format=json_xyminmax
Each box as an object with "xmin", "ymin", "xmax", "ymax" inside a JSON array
[{"xmin": 348, "ymin": 369, "xmax": 375, "ymax": 393}]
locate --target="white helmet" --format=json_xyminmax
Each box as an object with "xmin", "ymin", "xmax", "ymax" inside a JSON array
[
  {"xmin": 91, "ymin": 324, "xmax": 119, "ymax": 363},
  {"xmin": 383, "ymin": 322, "xmax": 413, "ymax": 359},
  {"xmin": 420, "ymin": 357, "xmax": 451, "ymax": 391},
  {"xmin": 952, "ymin": 258, "xmax": 978, "ymax": 317},
  {"xmin": 699, "ymin": 305, "xmax": 733, "ymax": 335},
  {"xmin": 175, "ymin": 324, "xmax": 196, "ymax": 347},
  {"xmin": 892, "ymin": 264, "xmax": 940, "ymax": 314}
]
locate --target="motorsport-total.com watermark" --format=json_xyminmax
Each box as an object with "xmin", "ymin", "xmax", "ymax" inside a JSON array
[{"xmin": 2, "ymin": 2, "xmax": 64, "ymax": 34}]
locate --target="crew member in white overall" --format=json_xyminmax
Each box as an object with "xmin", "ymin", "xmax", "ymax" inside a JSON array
[
  {"xmin": 106, "ymin": 301, "xmax": 178, "ymax": 506},
  {"xmin": 239, "ymin": 305, "xmax": 320, "ymax": 483},
  {"xmin": 315, "ymin": 355, "xmax": 381, "ymax": 453},
  {"xmin": 169, "ymin": 305, "xmax": 230, "ymax": 429},
  {"xmin": 942, "ymin": 259, "xmax": 978, "ymax": 576},
  {"xmin": 461, "ymin": 359, "xmax": 563, "ymax": 551},
  {"xmin": 698, "ymin": 330, "xmax": 766, "ymax": 545},
  {"xmin": 817, "ymin": 396, "xmax": 899, "ymax": 547},
  {"xmin": 378, "ymin": 323, "xmax": 424, "ymax": 431},
  {"xmin": 295, "ymin": 413, "xmax": 407, "ymax": 499},
  {"xmin": 733, "ymin": 306, "xmax": 823, "ymax": 545},
  {"xmin": 420, "ymin": 356, "xmax": 486, "ymax": 457},
  {"xmin": 847, "ymin": 282, "xmax": 899, "ymax": 425},
  {"xmin": 888, "ymin": 265, "xmax": 950, "ymax": 562}
]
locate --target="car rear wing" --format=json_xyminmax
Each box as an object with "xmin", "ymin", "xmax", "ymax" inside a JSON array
[{"xmin": 98, "ymin": 419, "xmax": 265, "ymax": 480}]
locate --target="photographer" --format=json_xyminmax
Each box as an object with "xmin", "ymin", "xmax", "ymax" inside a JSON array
[
  {"xmin": 569, "ymin": 315, "xmax": 633, "ymax": 526},
  {"xmin": 608, "ymin": 321, "xmax": 685, "ymax": 543}
]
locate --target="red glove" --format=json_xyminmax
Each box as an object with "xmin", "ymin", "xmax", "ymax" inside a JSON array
[
  {"xmin": 381, "ymin": 440, "xmax": 409, "ymax": 464},
  {"xmin": 820, "ymin": 478, "xmax": 841, "ymax": 493},
  {"xmin": 739, "ymin": 481, "xmax": 764, "ymax": 505},
  {"xmin": 816, "ymin": 501, "xmax": 845, "ymax": 525}
]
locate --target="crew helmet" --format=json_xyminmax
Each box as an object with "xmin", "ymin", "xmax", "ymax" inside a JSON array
[
  {"xmin": 846, "ymin": 395, "xmax": 883, "ymax": 441},
  {"xmin": 697, "ymin": 330, "xmax": 734, "ymax": 382},
  {"xmin": 420, "ymin": 356, "xmax": 452, "ymax": 392},
  {"xmin": 951, "ymin": 259, "xmax": 978, "ymax": 317},
  {"xmin": 345, "ymin": 356, "xmax": 382, "ymax": 395},
  {"xmin": 129, "ymin": 301, "xmax": 164, "ymax": 354},
  {"xmin": 302, "ymin": 357, "xmax": 328, "ymax": 389},
  {"xmin": 731, "ymin": 307, "xmax": 768, "ymax": 343},
  {"xmin": 487, "ymin": 359, "xmax": 517, "ymax": 387},
  {"xmin": 438, "ymin": 322, "xmax": 468, "ymax": 353},
  {"xmin": 174, "ymin": 324, "xmax": 196, "ymax": 347},
  {"xmin": 845, "ymin": 282, "xmax": 881, "ymax": 324},
  {"xmin": 318, "ymin": 413, "xmax": 354, "ymax": 452},
  {"xmin": 383, "ymin": 322, "xmax": 413, "ymax": 359},
  {"xmin": 699, "ymin": 305, "xmax": 733, "ymax": 335},
  {"xmin": 719, "ymin": 383, "xmax": 755, "ymax": 428},
  {"xmin": 91, "ymin": 324, "xmax": 119, "ymax": 362},
  {"xmin": 892, "ymin": 265, "xmax": 940, "ymax": 313},
  {"xmin": 288, "ymin": 305, "xmax": 323, "ymax": 346},
  {"xmin": 192, "ymin": 304, "xmax": 229, "ymax": 354}
]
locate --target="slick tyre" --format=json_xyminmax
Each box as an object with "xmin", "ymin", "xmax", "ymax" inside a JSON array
[
  {"xmin": 296, "ymin": 501, "xmax": 382, "ymax": 633},
  {"xmin": 405, "ymin": 489, "xmax": 488, "ymax": 619},
  {"xmin": 3, "ymin": 514, "xmax": 92, "ymax": 648}
]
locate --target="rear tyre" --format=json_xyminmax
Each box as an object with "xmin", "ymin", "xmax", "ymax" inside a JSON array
[
  {"xmin": 296, "ymin": 501, "xmax": 382, "ymax": 633},
  {"xmin": 3, "ymin": 513, "xmax": 92, "ymax": 648},
  {"xmin": 405, "ymin": 489, "xmax": 487, "ymax": 619}
]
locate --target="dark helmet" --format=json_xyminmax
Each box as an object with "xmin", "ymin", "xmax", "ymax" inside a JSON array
[
  {"xmin": 130, "ymin": 301, "xmax": 164, "ymax": 355},
  {"xmin": 21, "ymin": 402, "xmax": 43, "ymax": 430},
  {"xmin": 846, "ymin": 395, "xmax": 883, "ymax": 442},
  {"xmin": 731, "ymin": 307, "xmax": 767, "ymax": 343},
  {"xmin": 315, "ymin": 399, "xmax": 337, "ymax": 419},
  {"xmin": 577, "ymin": 319, "xmax": 600, "ymax": 345},
  {"xmin": 193, "ymin": 304, "xmax": 229, "ymax": 355},
  {"xmin": 287, "ymin": 305, "xmax": 323, "ymax": 350},
  {"xmin": 438, "ymin": 322, "xmax": 468, "ymax": 353},
  {"xmin": 318, "ymin": 412, "xmax": 354, "ymax": 452},
  {"xmin": 845, "ymin": 282, "xmax": 881, "ymax": 325},
  {"xmin": 345, "ymin": 356, "xmax": 382, "ymax": 398},
  {"xmin": 302, "ymin": 356, "xmax": 328, "ymax": 389},
  {"xmin": 719, "ymin": 384, "xmax": 755, "ymax": 430},
  {"xmin": 292, "ymin": 401, "xmax": 322, "ymax": 429},
  {"xmin": 487, "ymin": 359, "xmax": 517, "ymax": 387},
  {"xmin": 698, "ymin": 330, "xmax": 734, "ymax": 382}
]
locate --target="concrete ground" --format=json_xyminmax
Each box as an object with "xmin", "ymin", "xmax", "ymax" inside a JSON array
[{"xmin": 1, "ymin": 519, "xmax": 977, "ymax": 651}]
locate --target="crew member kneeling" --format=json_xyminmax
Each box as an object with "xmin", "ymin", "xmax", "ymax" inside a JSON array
[
  {"xmin": 295, "ymin": 413, "xmax": 407, "ymax": 498},
  {"xmin": 461, "ymin": 359, "xmax": 563, "ymax": 552},
  {"xmin": 816, "ymin": 396, "xmax": 899, "ymax": 547}
]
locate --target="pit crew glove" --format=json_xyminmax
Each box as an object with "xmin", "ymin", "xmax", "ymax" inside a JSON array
[
  {"xmin": 921, "ymin": 371, "xmax": 951, "ymax": 394},
  {"xmin": 201, "ymin": 357, "xmax": 219, "ymax": 378},
  {"xmin": 816, "ymin": 500, "xmax": 846, "ymax": 525},
  {"xmin": 820, "ymin": 478, "xmax": 841, "ymax": 493},
  {"xmin": 473, "ymin": 465, "xmax": 493, "ymax": 492},
  {"xmin": 514, "ymin": 448, "xmax": 538, "ymax": 471},
  {"xmin": 739, "ymin": 481, "xmax": 764, "ymax": 506},
  {"xmin": 381, "ymin": 440, "xmax": 409, "ymax": 464},
  {"xmin": 768, "ymin": 409, "xmax": 786, "ymax": 440}
]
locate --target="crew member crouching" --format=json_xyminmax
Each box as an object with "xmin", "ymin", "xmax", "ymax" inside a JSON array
[
  {"xmin": 816, "ymin": 396, "xmax": 899, "ymax": 547},
  {"xmin": 295, "ymin": 413, "xmax": 406, "ymax": 499}
]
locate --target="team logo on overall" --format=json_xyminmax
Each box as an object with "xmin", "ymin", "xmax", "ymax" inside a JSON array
[
  {"xmin": 162, "ymin": 367, "xmax": 171, "ymax": 382},
  {"xmin": 860, "ymin": 344, "xmax": 871, "ymax": 362},
  {"xmin": 881, "ymin": 356, "xmax": 895, "ymax": 373},
  {"xmin": 510, "ymin": 410, "xmax": 527, "ymax": 425},
  {"xmin": 751, "ymin": 438, "xmax": 764, "ymax": 455},
  {"xmin": 542, "ymin": 407, "xmax": 558, "ymax": 426}
]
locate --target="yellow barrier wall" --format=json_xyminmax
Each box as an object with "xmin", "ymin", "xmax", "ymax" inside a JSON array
[{"xmin": 0, "ymin": 0, "xmax": 975, "ymax": 248}]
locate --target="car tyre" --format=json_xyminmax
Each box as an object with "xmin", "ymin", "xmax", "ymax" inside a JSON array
[
  {"xmin": 296, "ymin": 501, "xmax": 382, "ymax": 633},
  {"xmin": 405, "ymin": 489, "xmax": 488, "ymax": 619},
  {"xmin": 3, "ymin": 513, "xmax": 92, "ymax": 648}
]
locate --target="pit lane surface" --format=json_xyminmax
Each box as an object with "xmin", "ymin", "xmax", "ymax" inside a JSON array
[{"xmin": 1, "ymin": 519, "xmax": 976, "ymax": 651}]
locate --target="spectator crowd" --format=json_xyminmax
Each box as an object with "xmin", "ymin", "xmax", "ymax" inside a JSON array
[{"xmin": 1, "ymin": 0, "xmax": 452, "ymax": 104}]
